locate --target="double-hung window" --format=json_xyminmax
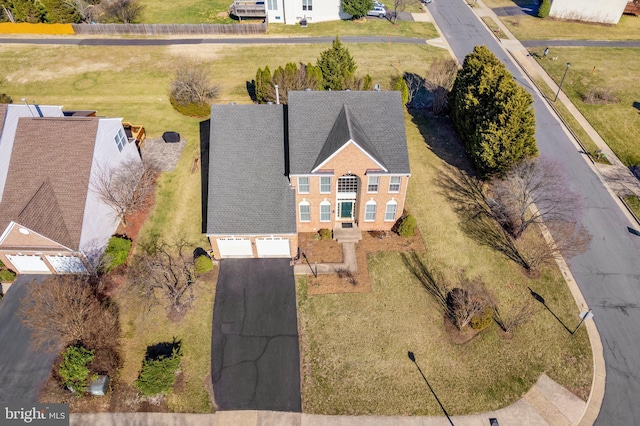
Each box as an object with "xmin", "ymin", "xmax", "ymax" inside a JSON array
[
  {"xmin": 302, "ymin": 0, "xmax": 312, "ymax": 10},
  {"xmin": 365, "ymin": 201, "xmax": 377, "ymax": 222},
  {"xmin": 367, "ymin": 176, "xmax": 379, "ymax": 193},
  {"xmin": 389, "ymin": 176, "xmax": 401, "ymax": 193},
  {"xmin": 320, "ymin": 176, "xmax": 331, "ymax": 194},
  {"xmin": 267, "ymin": 0, "xmax": 277, "ymax": 10},
  {"xmin": 320, "ymin": 202, "xmax": 331, "ymax": 222},
  {"xmin": 299, "ymin": 202, "xmax": 311, "ymax": 222},
  {"xmin": 298, "ymin": 176, "xmax": 309, "ymax": 193},
  {"xmin": 385, "ymin": 201, "xmax": 397, "ymax": 222}
]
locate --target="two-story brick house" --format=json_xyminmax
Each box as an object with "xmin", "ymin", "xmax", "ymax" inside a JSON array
[{"xmin": 205, "ymin": 90, "xmax": 410, "ymax": 259}]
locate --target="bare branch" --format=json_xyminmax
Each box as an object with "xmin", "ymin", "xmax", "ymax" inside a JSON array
[{"xmin": 170, "ymin": 60, "xmax": 219, "ymax": 106}]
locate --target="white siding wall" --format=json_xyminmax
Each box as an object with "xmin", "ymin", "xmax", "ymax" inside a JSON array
[
  {"xmin": 267, "ymin": 0, "xmax": 286, "ymax": 22},
  {"xmin": 80, "ymin": 118, "xmax": 142, "ymax": 266},
  {"xmin": 0, "ymin": 105, "xmax": 64, "ymax": 202},
  {"xmin": 280, "ymin": 0, "xmax": 348, "ymax": 24},
  {"xmin": 549, "ymin": 0, "xmax": 627, "ymax": 24}
]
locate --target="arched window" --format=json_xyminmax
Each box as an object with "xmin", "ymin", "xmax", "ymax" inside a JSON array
[
  {"xmin": 364, "ymin": 200, "xmax": 377, "ymax": 222},
  {"xmin": 385, "ymin": 200, "xmax": 398, "ymax": 222}
]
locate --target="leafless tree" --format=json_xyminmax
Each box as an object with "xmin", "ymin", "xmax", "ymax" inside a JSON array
[
  {"xmin": 170, "ymin": 60, "xmax": 220, "ymax": 107},
  {"xmin": 391, "ymin": 0, "xmax": 406, "ymax": 24},
  {"xmin": 424, "ymin": 58, "xmax": 458, "ymax": 113},
  {"xmin": 101, "ymin": 0, "xmax": 144, "ymax": 23},
  {"xmin": 19, "ymin": 275, "xmax": 119, "ymax": 353},
  {"xmin": 127, "ymin": 234, "xmax": 198, "ymax": 317},
  {"xmin": 445, "ymin": 274, "xmax": 491, "ymax": 330},
  {"xmin": 493, "ymin": 300, "xmax": 538, "ymax": 334},
  {"xmin": 91, "ymin": 158, "xmax": 158, "ymax": 227},
  {"xmin": 486, "ymin": 158, "xmax": 583, "ymax": 240},
  {"xmin": 515, "ymin": 220, "xmax": 591, "ymax": 272}
]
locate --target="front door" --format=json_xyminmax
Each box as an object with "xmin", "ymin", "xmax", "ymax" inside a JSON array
[{"xmin": 340, "ymin": 201, "xmax": 353, "ymax": 219}]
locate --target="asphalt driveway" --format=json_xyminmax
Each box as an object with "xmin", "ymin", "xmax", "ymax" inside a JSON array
[
  {"xmin": 211, "ymin": 259, "xmax": 301, "ymax": 412},
  {"xmin": 0, "ymin": 275, "xmax": 57, "ymax": 403}
]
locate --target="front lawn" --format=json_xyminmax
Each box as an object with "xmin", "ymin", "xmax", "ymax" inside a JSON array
[
  {"xmin": 297, "ymin": 114, "xmax": 592, "ymax": 415},
  {"xmin": 534, "ymin": 47, "xmax": 640, "ymax": 166},
  {"xmin": 267, "ymin": 20, "xmax": 438, "ymax": 39}
]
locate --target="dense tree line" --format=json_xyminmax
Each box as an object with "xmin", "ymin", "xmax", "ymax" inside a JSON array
[
  {"xmin": 254, "ymin": 37, "xmax": 372, "ymax": 104},
  {"xmin": 0, "ymin": 0, "xmax": 143, "ymax": 24}
]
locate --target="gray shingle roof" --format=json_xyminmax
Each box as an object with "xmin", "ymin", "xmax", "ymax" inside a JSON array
[
  {"xmin": 288, "ymin": 91, "xmax": 410, "ymax": 174},
  {"xmin": 312, "ymin": 104, "xmax": 387, "ymax": 171},
  {"xmin": 207, "ymin": 104, "xmax": 296, "ymax": 235}
]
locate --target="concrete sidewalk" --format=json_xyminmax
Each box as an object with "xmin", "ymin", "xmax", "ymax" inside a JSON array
[{"xmin": 70, "ymin": 374, "xmax": 586, "ymax": 425}]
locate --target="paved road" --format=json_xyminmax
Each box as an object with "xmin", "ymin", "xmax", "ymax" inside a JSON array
[
  {"xmin": 427, "ymin": 1, "xmax": 640, "ymax": 424},
  {"xmin": 211, "ymin": 259, "xmax": 301, "ymax": 412},
  {"xmin": 0, "ymin": 275, "xmax": 57, "ymax": 403},
  {"xmin": 0, "ymin": 35, "xmax": 426, "ymax": 46}
]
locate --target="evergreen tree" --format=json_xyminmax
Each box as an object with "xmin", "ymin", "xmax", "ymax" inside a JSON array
[
  {"xmin": 394, "ymin": 76, "xmax": 409, "ymax": 106},
  {"xmin": 537, "ymin": 0, "xmax": 551, "ymax": 18},
  {"xmin": 255, "ymin": 67, "xmax": 264, "ymax": 103},
  {"xmin": 316, "ymin": 37, "xmax": 357, "ymax": 90},
  {"xmin": 342, "ymin": 0, "xmax": 373, "ymax": 19},
  {"xmin": 449, "ymin": 45, "xmax": 537, "ymax": 177}
]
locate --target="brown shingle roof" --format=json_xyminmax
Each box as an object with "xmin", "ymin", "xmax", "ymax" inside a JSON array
[{"xmin": 0, "ymin": 117, "xmax": 99, "ymax": 250}]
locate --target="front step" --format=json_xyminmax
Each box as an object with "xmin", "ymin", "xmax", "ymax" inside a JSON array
[{"xmin": 333, "ymin": 225, "xmax": 362, "ymax": 243}]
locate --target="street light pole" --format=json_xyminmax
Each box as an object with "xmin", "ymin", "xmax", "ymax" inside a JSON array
[
  {"xmin": 408, "ymin": 351, "xmax": 454, "ymax": 426},
  {"xmin": 554, "ymin": 62, "xmax": 571, "ymax": 102}
]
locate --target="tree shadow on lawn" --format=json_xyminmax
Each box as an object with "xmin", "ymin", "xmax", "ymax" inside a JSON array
[
  {"xmin": 408, "ymin": 110, "xmax": 476, "ymax": 175},
  {"xmin": 436, "ymin": 165, "xmax": 533, "ymax": 272}
]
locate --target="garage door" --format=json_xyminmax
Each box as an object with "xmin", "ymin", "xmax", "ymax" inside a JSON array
[
  {"xmin": 217, "ymin": 238, "xmax": 253, "ymax": 258},
  {"xmin": 256, "ymin": 237, "xmax": 290, "ymax": 258},
  {"xmin": 6, "ymin": 255, "xmax": 51, "ymax": 273},
  {"xmin": 45, "ymin": 256, "xmax": 88, "ymax": 274}
]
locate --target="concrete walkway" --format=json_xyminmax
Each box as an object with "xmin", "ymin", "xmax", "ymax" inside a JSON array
[
  {"xmin": 293, "ymin": 242, "xmax": 357, "ymax": 275},
  {"xmin": 70, "ymin": 374, "xmax": 586, "ymax": 425}
]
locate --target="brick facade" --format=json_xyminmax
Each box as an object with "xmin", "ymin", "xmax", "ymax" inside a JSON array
[{"xmin": 291, "ymin": 143, "xmax": 409, "ymax": 233}]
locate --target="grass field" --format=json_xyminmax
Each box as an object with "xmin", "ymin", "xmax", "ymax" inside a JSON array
[
  {"xmin": 482, "ymin": 0, "xmax": 640, "ymax": 40},
  {"xmin": 0, "ymin": 41, "xmax": 448, "ymax": 412},
  {"xmin": 297, "ymin": 113, "xmax": 592, "ymax": 415},
  {"xmin": 532, "ymin": 47, "xmax": 640, "ymax": 166},
  {"xmin": 267, "ymin": 19, "xmax": 438, "ymax": 39}
]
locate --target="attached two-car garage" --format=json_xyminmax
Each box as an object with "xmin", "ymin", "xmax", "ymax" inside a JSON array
[{"xmin": 215, "ymin": 237, "xmax": 293, "ymax": 259}]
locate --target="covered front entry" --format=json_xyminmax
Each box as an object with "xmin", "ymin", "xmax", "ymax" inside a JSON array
[
  {"xmin": 217, "ymin": 238, "xmax": 253, "ymax": 258},
  {"xmin": 338, "ymin": 201, "xmax": 354, "ymax": 220},
  {"xmin": 337, "ymin": 174, "xmax": 358, "ymax": 222},
  {"xmin": 256, "ymin": 237, "xmax": 290, "ymax": 258}
]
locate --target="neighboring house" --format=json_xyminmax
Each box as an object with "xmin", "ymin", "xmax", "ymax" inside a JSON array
[
  {"xmin": 230, "ymin": 0, "xmax": 348, "ymax": 24},
  {"xmin": 549, "ymin": 0, "xmax": 629, "ymax": 24},
  {"xmin": 0, "ymin": 104, "xmax": 142, "ymax": 275},
  {"xmin": 206, "ymin": 90, "xmax": 410, "ymax": 259}
]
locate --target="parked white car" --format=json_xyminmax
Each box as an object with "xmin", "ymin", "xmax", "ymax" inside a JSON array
[{"xmin": 367, "ymin": 5, "xmax": 386, "ymax": 18}]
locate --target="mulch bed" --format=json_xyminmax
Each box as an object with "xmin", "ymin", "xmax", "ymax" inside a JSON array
[
  {"xmin": 306, "ymin": 228, "xmax": 425, "ymax": 296},
  {"xmin": 298, "ymin": 233, "xmax": 343, "ymax": 263}
]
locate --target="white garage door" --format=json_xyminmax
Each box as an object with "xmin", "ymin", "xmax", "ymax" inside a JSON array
[
  {"xmin": 217, "ymin": 238, "xmax": 253, "ymax": 258},
  {"xmin": 256, "ymin": 237, "xmax": 290, "ymax": 258},
  {"xmin": 6, "ymin": 255, "xmax": 51, "ymax": 273},
  {"xmin": 45, "ymin": 256, "xmax": 88, "ymax": 274}
]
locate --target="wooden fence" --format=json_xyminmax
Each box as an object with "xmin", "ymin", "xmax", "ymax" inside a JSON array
[{"xmin": 71, "ymin": 22, "xmax": 267, "ymax": 36}]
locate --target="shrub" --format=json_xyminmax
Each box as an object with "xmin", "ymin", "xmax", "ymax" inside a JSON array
[
  {"xmin": 0, "ymin": 270, "xmax": 16, "ymax": 283},
  {"xmin": 169, "ymin": 97, "xmax": 210, "ymax": 118},
  {"xmin": 169, "ymin": 60, "xmax": 219, "ymax": 116},
  {"xmin": 393, "ymin": 76, "xmax": 409, "ymax": 106},
  {"xmin": 318, "ymin": 229, "xmax": 333, "ymax": 240},
  {"xmin": 582, "ymin": 87, "xmax": 620, "ymax": 105},
  {"xmin": 537, "ymin": 0, "xmax": 551, "ymax": 18},
  {"xmin": 58, "ymin": 346, "xmax": 95, "ymax": 395},
  {"xmin": 100, "ymin": 236, "xmax": 132, "ymax": 273},
  {"xmin": 135, "ymin": 346, "xmax": 183, "ymax": 396},
  {"xmin": 470, "ymin": 306, "xmax": 493, "ymax": 331},
  {"xmin": 397, "ymin": 214, "xmax": 416, "ymax": 237},
  {"xmin": 194, "ymin": 254, "xmax": 213, "ymax": 274},
  {"xmin": 0, "ymin": 94, "xmax": 12, "ymax": 104}
]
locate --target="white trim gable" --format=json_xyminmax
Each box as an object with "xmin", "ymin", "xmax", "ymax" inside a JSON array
[
  {"xmin": 0, "ymin": 221, "xmax": 76, "ymax": 252},
  {"xmin": 312, "ymin": 139, "xmax": 388, "ymax": 173}
]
